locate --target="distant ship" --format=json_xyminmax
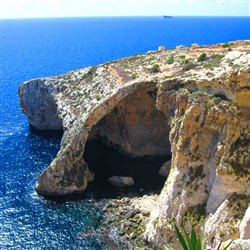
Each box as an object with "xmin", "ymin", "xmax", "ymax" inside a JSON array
[{"xmin": 163, "ymin": 16, "xmax": 172, "ymax": 19}]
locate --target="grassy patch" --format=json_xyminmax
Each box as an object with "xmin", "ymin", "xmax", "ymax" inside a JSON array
[
  {"xmin": 211, "ymin": 54, "xmax": 224, "ymax": 60},
  {"xmin": 197, "ymin": 53, "xmax": 207, "ymax": 62},
  {"xmin": 150, "ymin": 64, "xmax": 161, "ymax": 73},
  {"xmin": 182, "ymin": 204, "xmax": 206, "ymax": 227},
  {"xmin": 130, "ymin": 73, "xmax": 138, "ymax": 80},
  {"xmin": 183, "ymin": 59, "xmax": 190, "ymax": 64},
  {"xmin": 120, "ymin": 60, "xmax": 129, "ymax": 68},
  {"xmin": 143, "ymin": 56, "xmax": 157, "ymax": 65},
  {"xmin": 166, "ymin": 56, "xmax": 174, "ymax": 64},
  {"xmin": 83, "ymin": 66, "xmax": 97, "ymax": 82},
  {"xmin": 206, "ymin": 71, "xmax": 215, "ymax": 76},
  {"xmin": 221, "ymin": 42, "xmax": 230, "ymax": 48},
  {"xmin": 203, "ymin": 63, "xmax": 213, "ymax": 68}
]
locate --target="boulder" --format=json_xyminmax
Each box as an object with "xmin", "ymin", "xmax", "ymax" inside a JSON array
[
  {"xmin": 158, "ymin": 160, "xmax": 171, "ymax": 177},
  {"xmin": 158, "ymin": 46, "xmax": 166, "ymax": 51},
  {"xmin": 191, "ymin": 43, "xmax": 199, "ymax": 48},
  {"xmin": 240, "ymin": 207, "xmax": 250, "ymax": 239},
  {"xmin": 176, "ymin": 44, "xmax": 185, "ymax": 49},
  {"xmin": 108, "ymin": 176, "xmax": 134, "ymax": 188},
  {"xmin": 228, "ymin": 239, "xmax": 250, "ymax": 250}
]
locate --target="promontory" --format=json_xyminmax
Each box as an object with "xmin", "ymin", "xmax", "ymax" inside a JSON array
[{"xmin": 19, "ymin": 41, "xmax": 250, "ymax": 249}]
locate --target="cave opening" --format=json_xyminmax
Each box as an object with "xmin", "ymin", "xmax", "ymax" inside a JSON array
[{"xmin": 84, "ymin": 86, "xmax": 172, "ymax": 198}]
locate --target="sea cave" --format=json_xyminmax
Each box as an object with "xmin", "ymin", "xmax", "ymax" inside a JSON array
[{"xmin": 84, "ymin": 86, "xmax": 172, "ymax": 197}]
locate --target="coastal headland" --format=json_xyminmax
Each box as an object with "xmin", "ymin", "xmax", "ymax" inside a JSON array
[{"xmin": 19, "ymin": 41, "xmax": 250, "ymax": 249}]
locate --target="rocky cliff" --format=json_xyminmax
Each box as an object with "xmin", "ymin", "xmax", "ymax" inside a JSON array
[{"xmin": 19, "ymin": 41, "xmax": 250, "ymax": 249}]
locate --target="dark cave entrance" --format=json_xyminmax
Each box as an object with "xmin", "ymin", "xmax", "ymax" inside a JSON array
[
  {"xmin": 84, "ymin": 86, "xmax": 172, "ymax": 198},
  {"xmin": 84, "ymin": 140, "xmax": 170, "ymax": 197}
]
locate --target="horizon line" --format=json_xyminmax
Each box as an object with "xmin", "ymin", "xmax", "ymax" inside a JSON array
[{"xmin": 1, "ymin": 15, "xmax": 249, "ymax": 20}]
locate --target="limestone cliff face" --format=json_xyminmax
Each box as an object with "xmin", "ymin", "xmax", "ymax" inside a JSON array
[
  {"xmin": 18, "ymin": 78, "xmax": 63, "ymax": 130},
  {"xmin": 19, "ymin": 41, "xmax": 250, "ymax": 248},
  {"xmin": 146, "ymin": 76, "xmax": 250, "ymax": 249}
]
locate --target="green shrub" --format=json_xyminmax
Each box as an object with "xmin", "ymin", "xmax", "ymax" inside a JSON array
[
  {"xmin": 221, "ymin": 42, "xmax": 230, "ymax": 48},
  {"xmin": 183, "ymin": 59, "xmax": 190, "ymax": 64},
  {"xmin": 150, "ymin": 64, "xmax": 161, "ymax": 73},
  {"xmin": 183, "ymin": 62, "xmax": 196, "ymax": 71},
  {"xmin": 197, "ymin": 53, "xmax": 207, "ymax": 62},
  {"xmin": 121, "ymin": 61, "xmax": 129, "ymax": 68},
  {"xmin": 130, "ymin": 73, "xmax": 137, "ymax": 80},
  {"xmin": 203, "ymin": 63, "xmax": 212, "ymax": 68},
  {"xmin": 204, "ymin": 54, "xmax": 224, "ymax": 68},
  {"xmin": 164, "ymin": 224, "xmax": 205, "ymax": 250},
  {"xmin": 147, "ymin": 56, "xmax": 157, "ymax": 62},
  {"xmin": 164, "ymin": 223, "xmax": 233, "ymax": 250},
  {"xmin": 83, "ymin": 66, "xmax": 97, "ymax": 82},
  {"xmin": 166, "ymin": 56, "xmax": 174, "ymax": 64},
  {"xmin": 211, "ymin": 54, "xmax": 224, "ymax": 59}
]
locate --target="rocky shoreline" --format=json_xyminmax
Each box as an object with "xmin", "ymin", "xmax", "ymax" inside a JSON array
[{"xmin": 78, "ymin": 193, "xmax": 158, "ymax": 250}]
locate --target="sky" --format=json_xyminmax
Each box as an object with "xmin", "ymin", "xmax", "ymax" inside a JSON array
[{"xmin": 0, "ymin": 0, "xmax": 249, "ymax": 19}]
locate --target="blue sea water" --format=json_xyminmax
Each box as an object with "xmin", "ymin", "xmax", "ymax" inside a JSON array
[{"xmin": 0, "ymin": 17, "xmax": 249, "ymax": 249}]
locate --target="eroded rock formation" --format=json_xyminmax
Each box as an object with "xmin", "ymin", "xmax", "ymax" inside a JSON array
[
  {"xmin": 88, "ymin": 85, "xmax": 171, "ymax": 158},
  {"xmin": 19, "ymin": 40, "xmax": 250, "ymax": 249}
]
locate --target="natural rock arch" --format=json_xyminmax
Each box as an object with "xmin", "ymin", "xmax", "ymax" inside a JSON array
[
  {"xmin": 87, "ymin": 85, "xmax": 171, "ymax": 158},
  {"xmin": 84, "ymin": 84, "xmax": 172, "ymax": 191},
  {"xmin": 34, "ymin": 80, "xmax": 172, "ymax": 195}
]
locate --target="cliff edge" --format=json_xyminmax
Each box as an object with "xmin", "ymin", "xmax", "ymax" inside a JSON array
[{"xmin": 19, "ymin": 41, "xmax": 250, "ymax": 249}]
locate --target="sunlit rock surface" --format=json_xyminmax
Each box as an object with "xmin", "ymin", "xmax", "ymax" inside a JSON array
[{"xmin": 19, "ymin": 40, "xmax": 250, "ymax": 249}]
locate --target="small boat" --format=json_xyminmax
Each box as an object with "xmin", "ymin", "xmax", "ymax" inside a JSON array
[{"xmin": 163, "ymin": 16, "xmax": 172, "ymax": 19}]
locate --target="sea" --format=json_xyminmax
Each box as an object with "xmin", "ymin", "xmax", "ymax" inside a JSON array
[{"xmin": 0, "ymin": 17, "xmax": 249, "ymax": 249}]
